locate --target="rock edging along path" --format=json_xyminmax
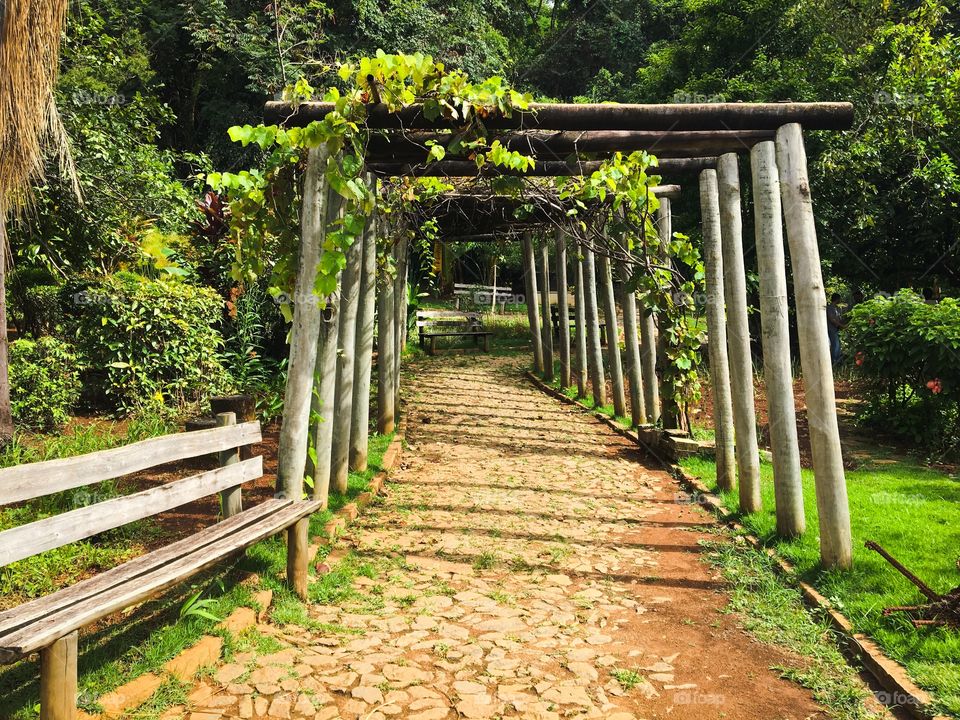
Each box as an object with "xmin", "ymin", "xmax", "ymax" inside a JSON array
[{"xmin": 192, "ymin": 354, "xmax": 879, "ymax": 720}]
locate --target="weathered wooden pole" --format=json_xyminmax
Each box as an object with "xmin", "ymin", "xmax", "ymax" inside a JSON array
[
  {"xmin": 776, "ymin": 123, "xmax": 851, "ymax": 569},
  {"xmin": 393, "ymin": 236, "xmax": 409, "ymax": 413},
  {"xmin": 619, "ymin": 259, "xmax": 647, "ymax": 426},
  {"xmin": 376, "ymin": 242, "xmax": 397, "ymax": 435},
  {"xmin": 350, "ymin": 205, "xmax": 378, "ymax": 471},
  {"xmin": 329, "ymin": 214, "xmax": 365, "ymax": 494},
  {"xmin": 556, "ymin": 232, "xmax": 572, "ymax": 389},
  {"xmin": 540, "ymin": 240, "xmax": 555, "ymax": 380},
  {"xmin": 307, "ymin": 190, "xmax": 345, "ymax": 507},
  {"xmin": 573, "ymin": 243, "xmax": 589, "ymax": 398},
  {"xmin": 582, "ymin": 244, "xmax": 607, "ymax": 406},
  {"xmin": 751, "ymin": 141, "xmax": 805, "ymax": 537},
  {"xmin": 700, "ymin": 169, "xmax": 737, "ymax": 491},
  {"xmin": 718, "ymin": 153, "xmax": 762, "ymax": 512},
  {"xmin": 639, "ymin": 300, "xmax": 660, "ymax": 424},
  {"xmin": 598, "ymin": 252, "xmax": 626, "ymax": 416},
  {"xmin": 521, "ymin": 231, "xmax": 544, "ymax": 372},
  {"xmin": 276, "ymin": 146, "xmax": 329, "ymax": 501},
  {"xmin": 655, "ymin": 198, "xmax": 681, "ymax": 429}
]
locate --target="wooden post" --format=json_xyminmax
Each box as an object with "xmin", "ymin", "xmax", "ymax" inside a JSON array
[
  {"xmin": 573, "ymin": 244, "xmax": 588, "ymax": 398},
  {"xmin": 776, "ymin": 123, "xmax": 851, "ymax": 568},
  {"xmin": 656, "ymin": 198, "xmax": 680, "ymax": 428},
  {"xmin": 329, "ymin": 214, "xmax": 364, "ymax": 495},
  {"xmin": 376, "ymin": 244, "xmax": 397, "ymax": 434},
  {"xmin": 40, "ymin": 630, "xmax": 78, "ymax": 720},
  {"xmin": 555, "ymin": 232, "xmax": 572, "ymax": 389},
  {"xmin": 307, "ymin": 190, "xmax": 344, "ymax": 506},
  {"xmin": 521, "ymin": 232, "xmax": 544, "ymax": 372},
  {"xmin": 751, "ymin": 140, "xmax": 805, "ymax": 537},
  {"xmin": 540, "ymin": 240, "xmax": 555, "ymax": 380},
  {"xmin": 639, "ymin": 299, "xmax": 660, "ymax": 424},
  {"xmin": 286, "ymin": 517, "xmax": 309, "ymax": 600},
  {"xmin": 216, "ymin": 412, "xmax": 242, "ymax": 518},
  {"xmin": 582, "ymin": 245, "xmax": 607, "ymax": 406},
  {"xmin": 393, "ymin": 236, "xmax": 410, "ymax": 412},
  {"xmin": 718, "ymin": 154, "xmax": 762, "ymax": 512},
  {"xmin": 619, "ymin": 259, "xmax": 647, "ymax": 426},
  {"xmin": 276, "ymin": 146, "xmax": 329, "ymax": 500},
  {"xmin": 350, "ymin": 212, "xmax": 378, "ymax": 472},
  {"xmin": 700, "ymin": 169, "xmax": 737, "ymax": 491},
  {"xmin": 598, "ymin": 252, "xmax": 626, "ymax": 417}
]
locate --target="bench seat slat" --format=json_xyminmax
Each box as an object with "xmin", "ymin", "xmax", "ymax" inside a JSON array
[
  {"xmin": 0, "ymin": 457, "xmax": 263, "ymax": 567},
  {"xmin": 419, "ymin": 331, "xmax": 492, "ymax": 337},
  {"xmin": 0, "ymin": 422, "xmax": 262, "ymax": 506},
  {"xmin": 0, "ymin": 498, "xmax": 289, "ymax": 636},
  {"xmin": 0, "ymin": 499, "xmax": 321, "ymax": 663}
]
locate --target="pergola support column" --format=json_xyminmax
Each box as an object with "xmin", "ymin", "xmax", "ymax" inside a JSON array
[
  {"xmin": 776, "ymin": 123, "xmax": 851, "ymax": 569},
  {"xmin": 521, "ymin": 232, "xmax": 544, "ymax": 372},
  {"xmin": 639, "ymin": 301, "xmax": 660, "ymax": 424},
  {"xmin": 556, "ymin": 232, "xmax": 572, "ymax": 389},
  {"xmin": 655, "ymin": 198, "xmax": 678, "ymax": 428},
  {"xmin": 329, "ymin": 209, "xmax": 365, "ymax": 495},
  {"xmin": 598, "ymin": 252, "xmax": 626, "ymax": 417},
  {"xmin": 619, "ymin": 259, "xmax": 646, "ymax": 426},
  {"xmin": 350, "ymin": 213, "xmax": 378, "ymax": 471},
  {"xmin": 540, "ymin": 240, "xmax": 555, "ymax": 380},
  {"xmin": 573, "ymin": 245, "xmax": 589, "ymax": 398},
  {"xmin": 376, "ymin": 243, "xmax": 397, "ymax": 435},
  {"xmin": 393, "ymin": 236, "xmax": 409, "ymax": 413},
  {"xmin": 582, "ymin": 245, "xmax": 606, "ymax": 407},
  {"xmin": 277, "ymin": 146, "xmax": 329, "ymax": 503},
  {"xmin": 700, "ymin": 169, "xmax": 737, "ymax": 491},
  {"xmin": 717, "ymin": 154, "xmax": 762, "ymax": 512},
  {"xmin": 751, "ymin": 141, "xmax": 805, "ymax": 537}
]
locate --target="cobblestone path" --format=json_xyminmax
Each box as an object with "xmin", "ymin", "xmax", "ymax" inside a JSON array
[{"xmin": 203, "ymin": 355, "xmax": 847, "ymax": 720}]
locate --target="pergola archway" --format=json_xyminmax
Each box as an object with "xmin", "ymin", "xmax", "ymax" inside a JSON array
[{"xmin": 266, "ymin": 99, "xmax": 855, "ymax": 586}]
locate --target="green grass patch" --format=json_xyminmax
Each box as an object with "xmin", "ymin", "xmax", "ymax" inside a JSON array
[
  {"xmin": 703, "ymin": 540, "xmax": 879, "ymax": 719},
  {"xmin": 680, "ymin": 454, "xmax": 960, "ymax": 716}
]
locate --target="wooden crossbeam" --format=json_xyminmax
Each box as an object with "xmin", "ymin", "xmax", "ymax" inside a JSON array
[
  {"xmin": 265, "ymin": 101, "xmax": 854, "ymax": 131},
  {"xmin": 367, "ymin": 158, "xmax": 715, "ymax": 178}
]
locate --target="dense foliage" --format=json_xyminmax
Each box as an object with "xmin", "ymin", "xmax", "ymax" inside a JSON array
[
  {"xmin": 10, "ymin": 338, "xmax": 82, "ymax": 431},
  {"xmin": 65, "ymin": 272, "xmax": 229, "ymax": 412},
  {"xmin": 847, "ymin": 291, "xmax": 960, "ymax": 454}
]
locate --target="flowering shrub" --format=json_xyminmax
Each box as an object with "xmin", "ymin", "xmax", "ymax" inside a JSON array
[{"xmin": 846, "ymin": 290, "xmax": 960, "ymax": 453}]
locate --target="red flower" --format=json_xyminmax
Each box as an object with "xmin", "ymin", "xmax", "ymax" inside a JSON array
[
  {"xmin": 926, "ymin": 379, "xmax": 943, "ymax": 394},
  {"xmin": 855, "ymin": 351, "xmax": 865, "ymax": 366}
]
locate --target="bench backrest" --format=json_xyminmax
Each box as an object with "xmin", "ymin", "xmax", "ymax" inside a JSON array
[
  {"xmin": 0, "ymin": 419, "xmax": 262, "ymax": 567},
  {"xmin": 417, "ymin": 310, "xmax": 484, "ymax": 332}
]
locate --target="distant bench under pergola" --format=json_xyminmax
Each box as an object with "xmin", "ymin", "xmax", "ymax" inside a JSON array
[{"xmin": 265, "ymin": 99, "xmax": 855, "ymax": 573}]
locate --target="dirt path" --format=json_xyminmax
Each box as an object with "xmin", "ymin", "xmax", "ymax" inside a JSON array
[{"xmin": 205, "ymin": 355, "xmax": 851, "ymax": 720}]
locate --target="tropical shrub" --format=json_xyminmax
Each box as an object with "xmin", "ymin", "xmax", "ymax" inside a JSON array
[
  {"xmin": 10, "ymin": 338, "xmax": 82, "ymax": 431},
  {"xmin": 67, "ymin": 272, "xmax": 230, "ymax": 412},
  {"xmin": 846, "ymin": 290, "xmax": 960, "ymax": 453}
]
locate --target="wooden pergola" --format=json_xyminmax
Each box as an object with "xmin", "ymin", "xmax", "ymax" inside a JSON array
[{"xmin": 268, "ymin": 100, "xmax": 855, "ymax": 573}]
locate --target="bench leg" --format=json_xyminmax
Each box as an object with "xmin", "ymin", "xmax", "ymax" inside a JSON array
[
  {"xmin": 484, "ymin": 335, "xmax": 491, "ymax": 352},
  {"xmin": 286, "ymin": 518, "xmax": 310, "ymax": 601},
  {"xmin": 40, "ymin": 631, "xmax": 78, "ymax": 720},
  {"xmin": 429, "ymin": 337, "xmax": 436, "ymax": 356}
]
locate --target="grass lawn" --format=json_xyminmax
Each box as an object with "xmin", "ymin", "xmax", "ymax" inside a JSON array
[{"xmin": 680, "ymin": 453, "xmax": 960, "ymax": 717}]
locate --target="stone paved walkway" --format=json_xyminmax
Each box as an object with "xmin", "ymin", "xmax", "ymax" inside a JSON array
[{"xmin": 201, "ymin": 355, "xmax": 848, "ymax": 720}]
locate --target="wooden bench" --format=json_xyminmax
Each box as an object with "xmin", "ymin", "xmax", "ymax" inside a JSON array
[
  {"xmin": 0, "ymin": 413, "xmax": 320, "ymax": 719},
  {"xmin": 550, "ymin": 305, "xmax": 606, "ymax": 343},
  {"xmin": 417, "ymin": 310, "xmax": 493, "ymax": 355},
  {"xmin": 453, "ymin": 283, "xmax": 514, "ymax": 313}
]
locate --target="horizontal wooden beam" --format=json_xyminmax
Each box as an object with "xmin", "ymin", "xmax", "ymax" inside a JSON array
[
  {"xmin": 364, "ymin": 130, "xmax": 772, "ymax": 161},
  {"xmin": 265, "ymin": 101, "xmax": 854, "ymax": 131},
  {"xmin": 367, "ymin": 158, "xmax": 715, "ymax": 177}
]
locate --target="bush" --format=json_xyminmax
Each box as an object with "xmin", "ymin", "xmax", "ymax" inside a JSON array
[
  {"xmin": 68, "ymin": 272, "xmax": 230, "ymax": 412},
  {"xmin": 846, "ymin": 290, "xmax": 960, "ymax": 452},
  {"xmin": 10, "ymin": 338, "xmax": 82, "ymax": 431},
  {"xmin": 8, "ymin": 267, "xmax": 62, "ymax": 337}
]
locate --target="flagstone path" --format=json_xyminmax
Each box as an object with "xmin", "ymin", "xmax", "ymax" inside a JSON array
[{"xmin": 197, "ymin": 354, "xmax": 868, "ymax": 720}]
